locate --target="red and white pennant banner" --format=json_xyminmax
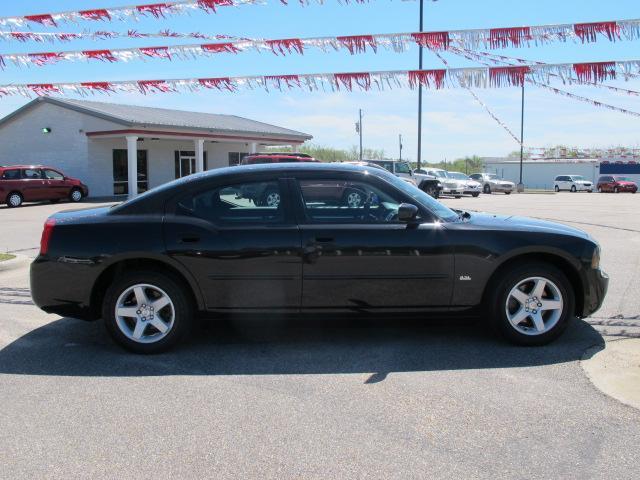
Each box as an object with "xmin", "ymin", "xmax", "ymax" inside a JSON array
[
  {"xmin": 1, "ymin": 19, "xmax": 639, "ymax": 49},
  {"xmin": 4, "ymin": 22, "xmax": 640, "ymax": 68},
  {"xmin": 448, "ymin": 48, "xmax": 640, "ymax": 118},
  {"xmin": 2, "ymin": 60, "xmax": 640, "ymax": 98},
  {"xmin": 0, "ymin": 0, "xmax": 434, "ymax": 28},
  {"xmin": 0, "ymin": 29, "xmax": 246, "ymax": 43}
]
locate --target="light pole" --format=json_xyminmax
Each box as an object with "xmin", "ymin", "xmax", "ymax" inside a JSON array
[
  {"xmin": 399, "ymin": 134, "xmax": 403, "ymax": 161},
  {"xmin": 416, "ymin": 0, "xmax": 424, "ymax": 170},
  {"xmin": 518, "ymin": 83, "xmax": 525, "ymax": 192},
  {"xmin": 356, "ymin": 108, "xmax": 363, "ymax": 161}
]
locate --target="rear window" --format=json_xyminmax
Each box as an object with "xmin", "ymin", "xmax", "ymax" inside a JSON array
[{"xmin": 1, "ymin": 169, "xmax": 21, "ymax": 180}]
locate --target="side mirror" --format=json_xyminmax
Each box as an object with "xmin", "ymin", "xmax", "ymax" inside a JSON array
[{"xmin": 398, "ymin": 203, "xmax": 419, "ymax": 222}]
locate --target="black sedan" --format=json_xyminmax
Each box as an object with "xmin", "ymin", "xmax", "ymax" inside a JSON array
[{"xmin": 31, "ymin": 163, "xmax": 608, "ymax": 353}]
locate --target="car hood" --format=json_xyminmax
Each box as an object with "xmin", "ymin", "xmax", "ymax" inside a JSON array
[
  {"xmin": 463, "ymin": 212, "xmax": 591, "ymax": 239},
  {"xmin": 574, "ymin": 180, "xmax": 592, "ymax": 184}
]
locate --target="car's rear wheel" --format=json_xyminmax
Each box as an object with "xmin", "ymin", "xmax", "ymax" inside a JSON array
[
  {"xmin": 598, "ymin": 186, "xmax": 603, "ymax": 193},
  {"xmin": 103, "ymin": 271, "xmax": 193, "ymax": 353},
  {"xmin": 490, "ymin": 262, "xmax": 574, "ymax": 346},
  {"xmin": 69, "ymin": 188, "xmax": 83, "ymax": 203},
  {"xmin": 483, "ymin": 184, "xmax": 491, "ymax": 194},
  {"xmin": 6, "ymin": 192, "xmax": 22, "ymax": 208},
  {"xmin": 614, "ymin": 186, "xmax": 620, "ymax": 194},
  {"xmin": 554, "ymin": 185, "xmax": 560, "ymax": 192}
]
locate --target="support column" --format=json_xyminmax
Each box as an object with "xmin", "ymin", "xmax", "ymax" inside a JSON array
[
  {"xmin": 292, "ymin": 144, "xmax": 300, "ymax": 153},
  {"xmin": 126, "ymin": 135, "xmax": 138, "ymax": 199},
  {"xmin": 249, "ymin": 142, "xmax": 258, "ymax": 154},
  {"xmin": 195, "ymin": 138, "xmax": 205, "ymax": 172}
]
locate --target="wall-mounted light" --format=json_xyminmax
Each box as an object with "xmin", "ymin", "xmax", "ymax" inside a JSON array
[{"xmin": 42, "ymin": 127, "xmax": 52, "ymax": 134}]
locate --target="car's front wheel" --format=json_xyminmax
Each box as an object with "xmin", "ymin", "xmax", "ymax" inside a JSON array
[
  {"xmin": 490, "ymin": 262, "xmax": 574, "ymax": 346},
  {"xmin": 103, "ymin": 271, "xmax": 193, "ymax": 353},
  {"xmin": 6, "ymin": 192, "xmax": 23, "ymax": 208},
  {"xmin": 571, "ymin": 185, "xmax": 577, "ymax": 192},
  {"xmin": 472, "ymin": 192, "xmax": 480, "ymax": 198}
]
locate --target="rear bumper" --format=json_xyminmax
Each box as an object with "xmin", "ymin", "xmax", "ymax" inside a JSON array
[
  {"xmin": 580, "ymin": 268, "xmax": 609, "ymax": 318},
  {"xmin": 30, "ymin": 257, "xmax": 98, "ymax": 320}
]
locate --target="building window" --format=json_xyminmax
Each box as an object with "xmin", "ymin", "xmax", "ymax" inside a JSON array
[
  {"xmin": 228, "ymin": 152, "xmax": 249, "ymax": 166},
  {"xmin": 174, "ymin": 150, "xmax": 207, "ymax": 179},
  {"xmin": 113, "ymin": 150, "xmax": 148, "ymax": 195}
]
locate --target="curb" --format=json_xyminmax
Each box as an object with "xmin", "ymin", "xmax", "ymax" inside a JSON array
[{"xmin": 0, "ymin": 253, "xmax": 31, "ymax": 273}]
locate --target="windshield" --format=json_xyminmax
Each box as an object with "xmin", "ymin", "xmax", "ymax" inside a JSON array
[
  {"xmin": 571, "ymin": 175, "xmax": 585, "ymax": 181},
  {"xmin": 448, "ymin": 172, "xmax": 470, "ymax": 180},
  {"xmin": 488, "ymin": 174, "xmax": 500, "ymax": 180},
  {"xmin": 429, "ymin": 170, "xmax": 448, "ymax": 178},
  {"xmin": 382, "ymin": 171, "xmax": 458, "ymax": 222},
  {"xmin": 615, "ymin": 177, "xmax": 632, "ymax": 181}
]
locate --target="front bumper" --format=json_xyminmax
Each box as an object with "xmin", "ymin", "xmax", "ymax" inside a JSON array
[
  {"xmin": 580, "ymin": 268, "xmax": 609, "ymax": 318},
  {"xmin": 576, "ymin": 184, "xmax": 593, "ymax": 191}
]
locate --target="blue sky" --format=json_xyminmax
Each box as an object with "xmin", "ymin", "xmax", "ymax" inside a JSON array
[{"xmin": 0, "ymin": 0, "xmax": 638, "ymax": 161}]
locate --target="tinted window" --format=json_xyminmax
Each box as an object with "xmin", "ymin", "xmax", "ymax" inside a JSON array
[
  {"xmin": 1, "ymin": 169, "xmax": 20, "ymax": 180},
  {"xmin": 298, "ymin": 179, "xmax": 403, "ymax": 224},
  {"xmin": 43, "ymin": 169, "xmax": 64, "ymax": 180},
  {"xmin": 469, "ymin": 174, "xmax": 481, "ymax": 180},
  {"xmin": 22, "ymin": 168, "xmax": 42, "ymax": 179},
  {"xmin": 177, "ymin": 181, "xmax": 284, "ymax": 225}
]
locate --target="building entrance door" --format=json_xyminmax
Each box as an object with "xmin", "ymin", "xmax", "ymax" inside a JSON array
[{"xmin": 175, "ymin": 151, "xmax": 196, "ymax": 178}]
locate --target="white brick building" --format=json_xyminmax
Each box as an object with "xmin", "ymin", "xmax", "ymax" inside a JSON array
[{"xmin": 0, "ymin": 97, "xmax": 312, "ymax": 198}]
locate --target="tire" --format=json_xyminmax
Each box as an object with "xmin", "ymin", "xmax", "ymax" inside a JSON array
[
  {"xmin": 570, "ymin": 185, "xmax": 577, "ymax": 192},
  {"xmin": 472, "ymin": 193, "xmax": 480, "ymax": 198},
  {"xmin": 614, "ymin": 187, "xmax": 619, "ymax": 194},
  {"xmin": 489, "ymin": 262, "xmax": 574, "ymax": 346},
  {"xmin": 483, "ymin": 184, "xmax": 491, "ymax": 194},
  {"xmin": 69, "ymin": 188, "xmax": 83, "ymax": 203},
  {"xmin": 504, "ymin": 191, "xmax": 511, "ymax": 195},
  {"xmin": 6, "ymin": 192, "xmax": 23, "ymax": 208},
  {"xmin": 554, "ymin": 185, "xmax": 559, "ymax": 192},
  {"xmin": 103, "ymin": 270, "xmax": 194, "ymax": 354},
  {"xmin": 50, "ymin": 199, "xmax": 60, "ymax": 204},
  {"xmin": 422, "ymin": 183, "xmax": 438, "ymax": 199},
  {"xmin": 598, "ymin": 187, "xmax": 602, "ymax": 193},
  {"xmin": 455, "ymin": 195, "xmax": 462, "ymax": 199}
]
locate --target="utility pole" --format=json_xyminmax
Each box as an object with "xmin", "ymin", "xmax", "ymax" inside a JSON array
[
  {"xmin": 399, "ymin": 134, "xmax": 403, "ymax": 161},
  {"xmin": 416, "ymin": 0, "xmax": 424, "ymax": 170},
  {"xmin": 356, "ymin": 109, "xmax": 363, "ymax": 161},
  {"xmin": 518, "ymin": 83, "xmax": 525, "ymax": 192}
]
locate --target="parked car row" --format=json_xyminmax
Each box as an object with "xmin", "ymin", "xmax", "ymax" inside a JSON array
[
  {"xmin": 1, "ymin": 165, "xmax": 88, "ymax": 207},
  {"xmin": 553, "ymin": 175, "xmax": 638, "ymax": 193}
]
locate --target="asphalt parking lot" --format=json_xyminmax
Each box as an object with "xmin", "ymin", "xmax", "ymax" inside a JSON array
[{"xmin": 1, "ymin": 192, "xmax": 639, "ymax": 479}]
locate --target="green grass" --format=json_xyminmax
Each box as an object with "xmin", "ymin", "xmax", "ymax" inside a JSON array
[{"xmin": 0, "ymin": 253, "xmax": 16, "ymax": 262}]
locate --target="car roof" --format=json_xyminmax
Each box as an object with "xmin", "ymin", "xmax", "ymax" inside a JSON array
[{"xmin": 0, "ymin": 165, "xmax": 51, "ymax": 169}]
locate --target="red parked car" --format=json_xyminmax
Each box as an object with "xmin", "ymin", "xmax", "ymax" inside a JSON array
[
  {"xmin": 596, "ymin": 175, "xmax": 638, "ymax": 193},
  {"xmin": 0, "ymin": 165, "xmax": 89, "ymax": 208}
]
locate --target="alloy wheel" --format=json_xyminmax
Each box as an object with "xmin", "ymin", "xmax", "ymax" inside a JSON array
[
  {"xmin": 71, "ymin": 189, "xmax": 82, "ymax": 202},
  {"xmin": 114, "ymin": 283, "xmax": 175, "ymax": 344},
  {"xmin": 505, "ymin": 276, "xmax": 564, "ymax": 336},
  {"xmin": 265, "ymin": 192, "xmax": 280, "ymax": 207},
  {"xmin": 346, "ymin": 192, "xmax": 363, "ymax": 208},
  {"xmin": 8, "ymin": 193, "xmax": 22, "ymax": 207}
]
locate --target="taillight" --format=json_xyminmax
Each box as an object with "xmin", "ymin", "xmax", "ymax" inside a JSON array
[{"xmin": 40, "ymin": 218, "xmax": 56, "ymax": 255}]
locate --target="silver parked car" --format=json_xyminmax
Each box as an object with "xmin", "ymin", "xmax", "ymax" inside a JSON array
[
  {"xmin": 447, "ymin": 171, "xmax": 482, "ymax": 197},
  {"xmin": 469, "ymin": 173, "xmax": 515, "ymax": 194},
  {"xmin": 416, "ymin": 168, "xmax": 464, "ymax": 198}
]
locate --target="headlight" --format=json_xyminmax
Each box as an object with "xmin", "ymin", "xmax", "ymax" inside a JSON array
[{"xmin": 591, "ymin": 246, "xmax": 600, "ymax": 269}]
